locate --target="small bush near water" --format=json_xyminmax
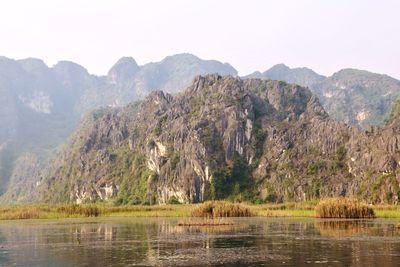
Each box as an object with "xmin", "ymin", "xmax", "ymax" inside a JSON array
[
  {"xmin": 315, "ymin": 198, "xmax": 375, "ymax": 219},
  {"xmin": 191, "ymin": 201, "xmax": 253, "ymax": 217}
]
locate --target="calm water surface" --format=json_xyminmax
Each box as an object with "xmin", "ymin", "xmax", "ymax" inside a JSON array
[{"xmin": 0, "ymin": 217, "xmax": 399, "ymax": 266}]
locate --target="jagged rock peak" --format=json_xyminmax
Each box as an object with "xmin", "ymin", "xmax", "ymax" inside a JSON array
[
  {"xmin": 162, "ymin": 53, "xmax": 201, "ymax": 61},
  {"xmin": 331, "ymin": 68, "xmax": 399, "ymax": 83},
  {"xmin": 184, "ymin": 74, "xmax": 327, "ymax": 120},
  {"xmin": 264, "ymin": 64, "xmax": 324, "ymax": 79},
  {"xmin": 17, "ymin": 58, "xmax": 49, "ymax": 74},
  {"xmin": 146, "ymin": 90, "xmax": 173, "ymax": 105},
  {"xmin": 332, "ymin": 68, "xmax": 376, "ymax": 77},
  {"xmin": 161, "ymin": 53, "xmax": 216, "ymax": 65},
  {"xmin": 161, "ymin": 53, "xmax": 238, "ymax": 75},
  {"xmin": 266, "ymin": 63, "xmax": 291, "ymax": 72},
  {"xmin": 189, "ymin": 74, "xmax": 238, "ymax": 92},
  {"xmin": 52, "ymin": 60, "xmax": 89, "ymax": 76},
  {"xmin": 244, "ymin": 64, "xmax": 325, "ymax": 89},
  {"xmin": 108, "ymin": 57, "xmax": 139, "ymax": 83}
]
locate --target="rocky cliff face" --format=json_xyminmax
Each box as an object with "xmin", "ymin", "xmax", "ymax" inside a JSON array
[
  {"xmin": 2, "ymin": 56, "xmax": 400, "ymax": 203},
  {"xmin": 33, "ymin": 75, "xmax": 400, "ymax": 204},
  {"xmin": 247, "ymin": 65, "xmax": 400, "ymax": 128}
]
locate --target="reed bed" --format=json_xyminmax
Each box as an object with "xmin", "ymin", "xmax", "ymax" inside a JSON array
[
  {"xmin": 0, "ymin": 207, "xmax": 41, "ymax": 220},
  {"xmin": 315, "ymin": 198, "xmax": 375, "ymax": 219},
  {"xmin": 0, "ymin": 204, "xmax": 102, "ymax": 219},
  {"xmin": 55, "ymin": 203, "xmax": 179, "ymax": 217},
  {"xmin": 102, "ymin": 205, "xmax": 176, "ymax": 213},
  {"xmin": 0, "ymin": 204, "xmax": 190, "ymax": 220},
  {"xmin": 4, "ymin": 199, "xmax": 400, "ymax": 220},
  {"xmin": 56, "ymin": 204, "xmax": 101, "ymax": 217},
  {"xmin": 190, "ymin": 201, "xmax": 254, "ymax": 217}
]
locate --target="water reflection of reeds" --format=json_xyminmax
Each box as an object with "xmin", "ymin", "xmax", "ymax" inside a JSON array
[
  {"xmin": 158, "ymin": 218, "xmax": 245, "ymax": 234},
  {"xmin": 315, "ymin": 220, "xmax": 371, "ymax": 237},
  {"xmin": 315, "ymin": 220, "xmax": 400, "ymax": 238},
  {"xmin": 178, "ymin": 217, "xmax": 233, "ymax": 226}
]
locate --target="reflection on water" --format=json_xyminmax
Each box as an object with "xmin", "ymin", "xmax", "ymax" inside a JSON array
[
  {"xmin": 316, "ymin": 220, "xmax": 371, "ymax": 238},
  {"xmin": 0, "ymin": 217, "xmax": 400, "ymax": 266}
]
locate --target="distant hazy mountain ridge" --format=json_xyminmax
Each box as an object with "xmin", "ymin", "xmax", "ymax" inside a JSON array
[
  {"xmin": 247, "ymin": 64, "xmax": 400, "ymax": 127},
  {"xmin": 246, "ymin": 63, "xmax": 326, "ymax": 88}
]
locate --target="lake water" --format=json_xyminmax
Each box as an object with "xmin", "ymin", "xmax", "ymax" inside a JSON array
[{"xmin": 0, "ymin": 217, "xmax": 399, "ymax": 266}]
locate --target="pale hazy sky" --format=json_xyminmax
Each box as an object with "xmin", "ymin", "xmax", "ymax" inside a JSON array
[{"xmin": 0, "ymin": 0, "xmax": 399, "ymax": 78}]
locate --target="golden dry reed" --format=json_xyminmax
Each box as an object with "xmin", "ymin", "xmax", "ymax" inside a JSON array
[
  {"xmin": 56, "ymin": 204, "xmax": 100, "ymax": 217},
  {"xmin": 190, "ymin": 201, "xmax": 254, "ymax": 217},
  {"xmin": 0, "ymin": 207, "xmax": 41, "ymax": 220},
  {"xmin": 315, "ymin": 198, "xmax": 375, "ymax": 219}
]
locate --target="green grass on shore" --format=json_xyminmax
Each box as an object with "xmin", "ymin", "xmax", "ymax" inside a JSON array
[{"xmin": 1, "ymin": 201, "xmax": 400, "ymax": 220}]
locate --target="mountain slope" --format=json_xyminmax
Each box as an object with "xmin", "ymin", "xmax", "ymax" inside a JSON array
[
  {"xmin": 385, "ymin": 99, "xmax": 400, "ymax": 125},
  {"xmin": 318, "ymin": 69, "xmax": 400, "ymax": 126},
  {"xmin": 32, "ymin": 75, "xmax": 400, "ymax": 204},
  {"xmin": 0, "ymin": 57, "xmax": 87, "ymax": 194}
]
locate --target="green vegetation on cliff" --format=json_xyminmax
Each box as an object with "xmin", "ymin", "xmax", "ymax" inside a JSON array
[{"xmin": 385, "ymin": 99, "xmax": 400, "ymax": 124}]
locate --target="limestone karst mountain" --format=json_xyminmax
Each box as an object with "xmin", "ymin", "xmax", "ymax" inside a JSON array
[
  {"xmin": 0, "ymin": 54, "xmax": 237, "ymax": 201},
  {"xmin": 31, "ymin": 75, "xmax": 400, "ymax": 204},
  {"xmin": 1, "ymin": 55, "xmax": 400, "ymax": 203}
]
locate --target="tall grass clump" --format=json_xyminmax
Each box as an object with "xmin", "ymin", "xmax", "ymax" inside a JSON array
[
  {"xmin": 315, "ymin": 198, "xmax": 375, "ymax": 219},
  {"xmin": 56, "ymin": 204, "xmax": 101, "ymax": 217},
  {"xmin": 191, "ymin": 201, "xmax": 253, "ymax": 217}
]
